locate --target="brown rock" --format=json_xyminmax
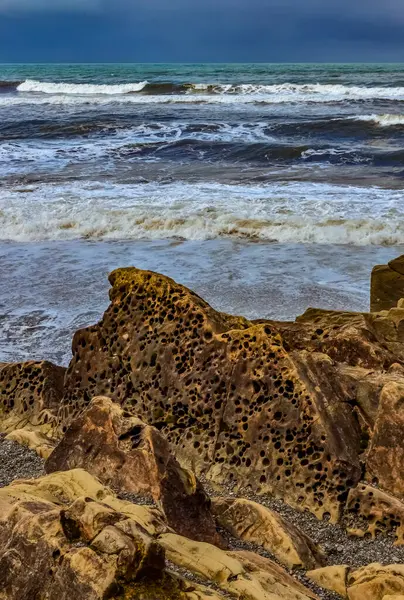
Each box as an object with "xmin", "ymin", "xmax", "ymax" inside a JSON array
[
  {"xmin": 0, "ymin": 470, "xmax": 168, "ymax": 600},
  {"xmin": 213, "ymin": 497, "xmax": 324, "ymax": 569},
  {"xmin": 45, "ymin": 396, "xmax": 221, "ymax": 545},
  {"xmin": 345, "ymin": 483, "xmax": 404, "ymax": 544},
  {"xmin": 59, "ymin": 268, "xmax": 372, "ymax": 521},
  {"xmin": 389, "ymin": 255, "xmax": 404, "ymax": 277},
  {"xmin": 371, "ymin": 262, "xmax": 404, "ymax": 312},
  {"xmin": 347, "ymin": 564, "xmax": 404, "ymax": 600},
  {"xmin": 307, "ymin": 565, "xmax": 349, "ymax": 598},
  {"xmin": 366, "ymin": 382, "xmax": 404, "ymax": 499},
  {"xmin": 0, "ymin": 361, "xmax": 65, "ymax": 435},
  {"xmin": 271, "ymin": 307, "xmax": 402, "ymax": 369},
  {"xmin": 159, "ymin": 533, "xmax": 318, "ymax": 599}
]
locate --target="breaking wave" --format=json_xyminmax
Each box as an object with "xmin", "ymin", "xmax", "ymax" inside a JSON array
[
  {"xmin": 351, "ymin": 114, "xmax": 404, "ymax": 127},
  {"xmin": 1, "ymin": 180, "xmax": 403, "ymax": 245},
  {"xmin": 3, "ymin": 80, "xmax": 404, "ymax": 105}
]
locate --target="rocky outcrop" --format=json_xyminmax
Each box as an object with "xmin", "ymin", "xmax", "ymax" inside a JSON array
[
  {"xmin": 0, "ymin": 469, "xmax": 317, "ymax": 600},
  {"xmin": 268, "ymin": 306, "xmax": 404, "ymax": 369},
  {"xmin": 371, "ymin": 255, "xmax": 404, "ymax": 312},
  {"xmin": 365, "ymin": 381, "xmax": 404, "ymax": 498},
  {"xmin": 0, "ymin": 469, "xmax": 167, "ymax": 600},
  {"xmin": 58, "ymin": 267, "xmax": 382, "ymax": 522},
  {"xmin": 45, "ymin": 396, "xmax": 220, "ymax": 545},
  {"xmin": 213, "ymin": 497, "xmax": 324, "ymax": 569},
  {"xmin": 0, "ymin": 361, "xmax": 65, "ymax": 435}
]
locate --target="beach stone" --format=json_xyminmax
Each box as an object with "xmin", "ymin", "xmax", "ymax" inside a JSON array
[
  {"xmin": 347, "ymin": 564, "xmax": 404, "ymax": 600},
  {"xmin": 158, "ymin": 533, "xmax": 318, "ymax": 599},
  {"xmin": 45, "ymin": 396, "xmax": 220, "ymax": 546},
  {"xmin": 0, "ymin": 361, "xmax": 65, "ymax": 435},
  {"xmin": 212, "ymin": 496, "xmax": 324, "ymax": 569},
  {"xmin": 59, "ymin": 268, "xmax": 373, "ymax": 522},
  {"xmin": 306, "ymin": 565, "xmax": 349, "ymax": 598},
  {"xmin": 371, "ymin": 261, "xmax": 404, "ymax": 313}
]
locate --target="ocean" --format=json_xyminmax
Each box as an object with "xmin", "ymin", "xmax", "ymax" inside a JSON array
[{"xmin": 0, "ymin": 63, "xmax": 404, "ymax": 364}]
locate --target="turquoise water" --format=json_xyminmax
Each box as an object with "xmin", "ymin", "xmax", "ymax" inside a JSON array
[{"xmin": 2, "ymin": 62, "xmax": 404, "ymax": 86}]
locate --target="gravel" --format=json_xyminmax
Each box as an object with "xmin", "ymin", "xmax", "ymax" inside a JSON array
[{"xmin": 0, "ymin": 435, "xmax": 45, "ymax": 487}]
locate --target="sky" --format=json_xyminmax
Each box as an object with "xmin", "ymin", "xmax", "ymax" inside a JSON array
[{"xmin": 1, "ymin": 0, "xmax": 404, "ymax": 63}]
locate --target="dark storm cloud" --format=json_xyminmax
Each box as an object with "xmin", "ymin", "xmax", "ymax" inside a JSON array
[{"xmin": 0, "ymin": 0, "xmax": 404, "ymax": 62}]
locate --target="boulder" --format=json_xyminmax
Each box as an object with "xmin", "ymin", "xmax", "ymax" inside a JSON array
[
  {"xmin": 212, "ymin": 497, "xmax": 324, "ymax": 569},
  {"xmin": 0, "ymin": 470, "xmax": 170, "ymax": 600},
  {"xmin": 269, "ymin": 308, "xmax": 400, "ymax": 369},
  {"xmin": 345, "ymin": 483, "xmax": 404, "ymax": 544},
  {"xmin": 366, "ymin": 381, "xmax": 404, "ymax": 498},
  {"xmin": 45, "ymin": 396, "xmax": 221, "ymax": 545},
  {"xmin": 60, "ymin": 268, "xmax": 373, "ymax": 521},
  {"xmin": 306, "ymin": 565, "xmax": 349, "ymax": 598},
  {"xmin": 158, "ymin": 533, "xmax": 318, "ymax": 600},
  {"xmin": 0, "ymin": 361, "xmax": 65, "ymax": 435},
  {"xmin": 371, "ymin": 257, "xmax": 404, "ymax": 312},
  {"xmin": 5, "ymin": 429, "xmax": 55, "ymax": 459},
  {"xmin": 347, "ymin": 564, "xmax": 404, "ymax": 600}
]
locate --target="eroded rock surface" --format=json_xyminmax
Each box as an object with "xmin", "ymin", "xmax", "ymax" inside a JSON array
[
  {"xmin": 58, "ymin": 267, "xmax": 382, "ymax": 522},
  {"xmin": 46, "ymin": 396, "xmax": 220, "ymax": 545},
  {"xmin": 213, "ymin": 496, "xmax": 324, "ymax": 569},
  {"xmin": 371, "ymin": 255, "xmax": 404, "ymax": 313},
  {"xmin": 0, "ymin": 361, "xmax": 65, "ymax": 435}
]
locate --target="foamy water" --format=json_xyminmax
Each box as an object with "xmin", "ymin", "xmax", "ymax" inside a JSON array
[
  {"xmin": 1, "ymin": 180, "xmax": 403, "ymax": 244},
  {"xmin": 1, "ymin": 63, "xmax": 404, "ymax": 362}
]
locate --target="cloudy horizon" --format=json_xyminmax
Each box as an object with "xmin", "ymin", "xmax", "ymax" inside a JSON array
[{"xmin": 1, "ymin": 0, "xmax": 404, "ymax": 62}]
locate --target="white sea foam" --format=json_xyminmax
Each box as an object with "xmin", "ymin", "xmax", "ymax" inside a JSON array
[
  {"xmin": 1, "ymin": 180, "xmax": 403, "ymax": 245},
  {"xmin": 351, "ymin": 114, "xmax": 404, "ymax": 127},
  {"xmin": 17, "ymin": 79, "xmax": 149, "ymax": 95},
  {"xmin": 5, "ymin": 80, "xmax": 404, "ymax": 106}
]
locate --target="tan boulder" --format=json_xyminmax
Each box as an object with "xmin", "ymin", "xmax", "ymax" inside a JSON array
[
  {"xmin": 345, "ymin": 483, "xmax": 404, "ymax": 544},
  {"xmin": 159, "ymin": 533, "xmax": 318, "ymax": 600},
  {"xmin": 0, "ymin": 361, "xmax": 65, "ymax": 436},
  {"xmin": 366, "ymin": 382, "xmax": 404, "ymax": 499},
  {"xmin": 213, "ymin": 496, "xmax": 324, "ymax": 569},
  {"xmin": 45, "ymin": 396, "xmax": 221, "ymax": 545},
  {"xmin": 5, "ymin": 428, "xmax": 55, "ymax": 458},
  {"xmin": 306, "ymin": 565, "xmax": 349, "ymax": 598},
  {"xmin": 347, "ymin": 564, "xmax": 404, "ymax": 600},
  {"xmin": 0, "ymin": 470, "xmax": 167, "ymax": 600}
]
